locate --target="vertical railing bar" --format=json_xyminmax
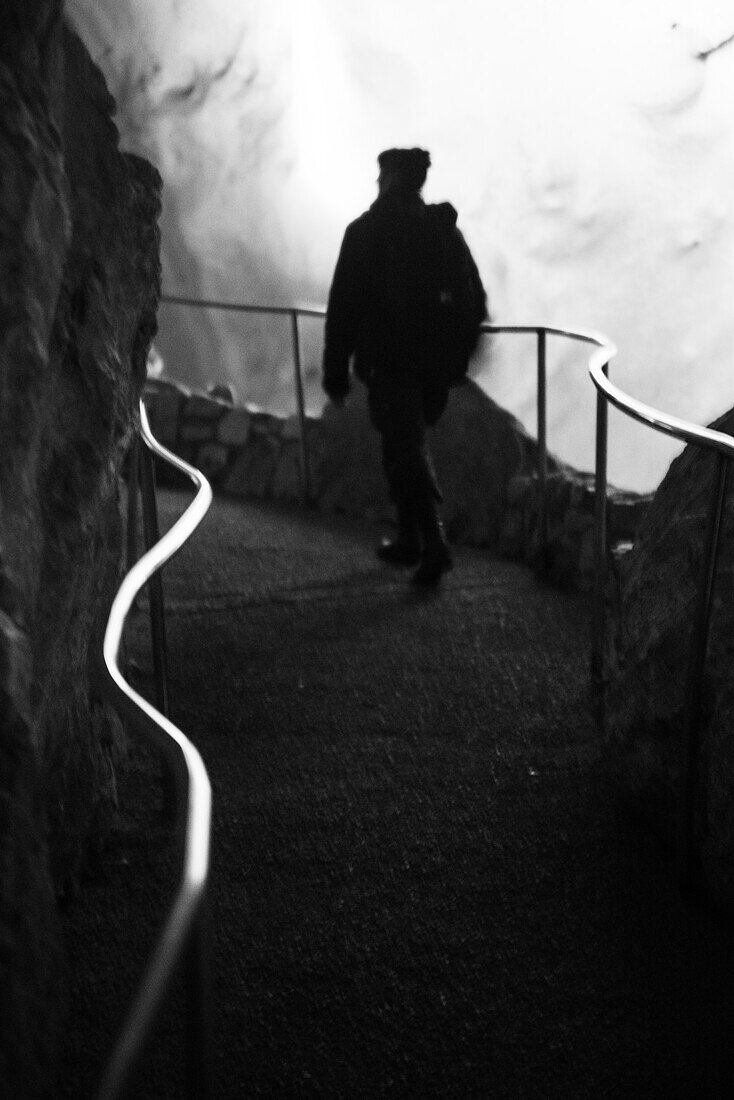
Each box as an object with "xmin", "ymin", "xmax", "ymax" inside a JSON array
[
  {"xmin": 537, "ymin": 328, "xmax": 548, "ymax": 564},
  {"xmin": 126, "ymin": 435, "xmax": 141, "ymax": 574},
  {"xmin": 290, "ymin": 309, "xmax": 311, "ymax": 506},
  {"xmin": 592, "ymin": 364, "xmax": 610, "ymax": 696},
  {"xmin": 679, "ymin": 450, "xmax": 729, "ymax": 894},
  {"xmin": 120, "ymin": 435, "xmax": 142, "ymax": 680}
]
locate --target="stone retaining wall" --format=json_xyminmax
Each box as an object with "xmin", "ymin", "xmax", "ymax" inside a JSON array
[
  {"xmin": 145, "ymin": 376, "xmax": 650, "ymax": 590},
  {"xmin": 500, "ymin": 470, "xmax": 651, "ymax": 589}
]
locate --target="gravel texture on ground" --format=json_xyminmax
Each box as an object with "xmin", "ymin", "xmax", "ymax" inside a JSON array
[{"xmin": 59, "ymin": 490, "xmax": 734, "ymax": 1098}]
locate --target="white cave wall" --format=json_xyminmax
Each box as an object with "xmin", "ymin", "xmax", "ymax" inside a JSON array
[{"xmin": 67, "ymin": 0, "xmax": 734, "ymax": 491}]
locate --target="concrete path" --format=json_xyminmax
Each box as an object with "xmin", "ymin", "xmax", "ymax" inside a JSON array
[{"xmin": 61, "ymin": 490, "xmax": 734, "ymax": 1098}]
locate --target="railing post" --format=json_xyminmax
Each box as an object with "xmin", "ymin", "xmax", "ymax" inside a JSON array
[
  {"xmin": 126, "ymin": 435, "xmax": 141, "ymax": 573},
  {"xmin": 290, "ymin": 310, "xmax": 311, "ymax": 506},
  {"xmin": 536, "ymin": 328, "xmax": 548, "ymax": 565},
  {"xmin": 679, "ymin": 451, "xmax": 729, "ymax": 895},
  {"xmin": 591, "ymin": 367, "xmax": 609, "ymax": 700}
]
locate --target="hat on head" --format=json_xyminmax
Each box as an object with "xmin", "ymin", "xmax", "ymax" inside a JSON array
[{"xmin": 377, "ymin": 147, "xmax": 431, "ymax": 190}]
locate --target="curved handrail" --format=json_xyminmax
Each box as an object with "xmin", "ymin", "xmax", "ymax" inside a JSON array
[
  {"xmin": 159, "ymin": 295, "xmax": 618, "ymax": 369},
  {"xmin": 589, "ymin": 359, "xmax": 734, "ymax": 457},
  {"xmin": 480, "ymin": 321, "xmax": 616, "ymax": 369},
  {"xmin": 96, "ymin": 400, "xmax": 213, "ymax": 1100},
  {"xmin": 162, "ymin": 293, "xmax": 326, "ymax": 320},
  {"xmin": 161, "ymin": 293, "xmax": 616, "ymax": 350},
  {"xmin": 159, "ymin": 292, "xmax": 619, "ymax": 535}
]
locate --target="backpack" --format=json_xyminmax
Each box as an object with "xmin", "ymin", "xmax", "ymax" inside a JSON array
[
  {"xmin": 368, "ymin": 197, "xmax": 487, "ymax": 385},
  {"xmin": 425, "ymin": 203, "xmax": 488, "ymax": 385}
]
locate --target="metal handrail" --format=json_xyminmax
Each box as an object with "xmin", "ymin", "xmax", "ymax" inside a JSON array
[
  {"xmin": 161, "ymin": 293, "xmax": 326, "ymax": 320},
  {"xmin": 162, "ymin": 295, "xmax": 324, "ymax": 505},
  {"xmin": 158, "ymin": 298, "xmax": 626, "ymax": 752},
  {"xmin": 480, "ymin": 324, "xmax": 617, "ymax": 574},
  {"xmin": 159, "ymin": 294, "xmax": 617, "ymax": 527},
  {"xmin": 588, "ymin": 358, "xmax": 734, "ymax": 893},
  {"xmin": 589, "ymin": 362, "xmax": 734, "ymax": 455},
  {"xmin": 96, "ymin": 399, "xmax": 213, "ymax": 1099}
]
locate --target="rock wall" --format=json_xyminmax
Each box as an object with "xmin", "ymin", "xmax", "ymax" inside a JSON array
[
  {"xmin": 605, "ymin": 407, "xmax": 734, "ymax": 905},
  {"xmin": 145, "ymin": 375, "xmax": 647, "ymax": 587},
  {"xmin": 0, "ymin": 3, "xmax": 160, "ymax": 1093},
  {"xmin": 501, "ymin": 471, "xmax": 650, "ymax": 590}
]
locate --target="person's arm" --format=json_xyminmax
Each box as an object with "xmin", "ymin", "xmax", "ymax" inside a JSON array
[{"xmin": 322, "ymin": 224, "xmax": 363, "ymax": 401}]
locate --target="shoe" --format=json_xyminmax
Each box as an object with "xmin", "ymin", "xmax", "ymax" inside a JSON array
[
  {"xmin": 376, "ymin": 538, "xmax": 421, "ymax": 566},
  {"xmin": 412, "ymin": 543, "xmax": 454, "ymax": 585},
  {"xmin": 376, "ymin": 499, "xmax": 421, "ymax": 566},
  {"xmin": 412, "ymin": 494, "xmax": 452, "ymax": 584}
]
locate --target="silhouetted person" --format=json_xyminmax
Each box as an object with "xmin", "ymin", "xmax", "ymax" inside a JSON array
[{"xmin": 322, "ymin": 147, "xmax": 487, "ymax": 585}]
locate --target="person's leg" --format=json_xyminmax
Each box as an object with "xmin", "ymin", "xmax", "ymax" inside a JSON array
[
  {"xmin": 368, "ymin": 383, "xmax": 421, "ymax": 564},
  {"xmin": 411, "ymin": 385, "xmax": 452, "ymax": 585},
  {"xmin": 378, "ymin": 510, "xmax": 421, "ymax": 564},
  {"xmin": 411, "ymin": 493, "xmax": 453, "ymax": 584},
  {"xmin": 370, "ymin": 381, "xmax": 452, "ymax": 583}
]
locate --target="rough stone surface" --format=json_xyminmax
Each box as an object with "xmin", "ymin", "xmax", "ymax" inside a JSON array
[
  {"xmin": 146, "ymin": 374, "xmax": 648, "ymax": 584},
  {"xmin": 0, "ymin": 5, "xmax": 160, "ymax": 1094},
  {"xmin": 144, "ymin": 380, "xmax": 183, "ymax": 445},
  {"xmin": 501, "ymin": 469, "xmax": 651, "ymax": 590},
  {"xmin": 271, "ymin": 439, "xmax": 303, "ymax": 501},
  {"xmin": 605, "ymin": 407, "xmax": 734, "ymax": 905},
  {"xmin": 314, "ymin": 386, "xmax": 392, "ymax": 521},
  {"xmin": 196, "ymin": 441, "xmax": 229, "ymax": 482},
  {"xmin": 217, "ymin": 405, "xmax": 251, "ymax": 446}
]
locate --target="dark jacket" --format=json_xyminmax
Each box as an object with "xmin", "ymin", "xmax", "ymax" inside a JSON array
[{"xmin": 322, "ymin": 191, "xmax": 487, "ymax": 400}]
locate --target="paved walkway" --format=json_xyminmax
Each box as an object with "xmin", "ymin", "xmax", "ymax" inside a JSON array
[{"xmin": 61, "ymin": 490, "xmax": 734, "ymax": 1098}]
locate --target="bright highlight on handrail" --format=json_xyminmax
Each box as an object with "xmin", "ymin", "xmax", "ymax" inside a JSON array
[
  {"xmin": 96, "ymin": 400, "xmax": 213, "ymax": 1100},
  {"xmin": 589, "ymin": 359, "xmax": 734, "ymax": 457}
]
